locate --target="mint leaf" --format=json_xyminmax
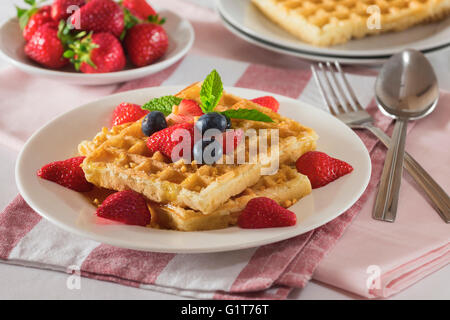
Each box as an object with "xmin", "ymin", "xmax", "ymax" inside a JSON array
[
  {"xmin": 200, "ymin": 69, "xmax": 223, "ymax": 113},
  {"xmin": 221, "ymin": 109, "xmax": 274, "ymax": 123},
  {"xmin": 141, "ymin": 96, "xmax": 182, "ymax": 116}
]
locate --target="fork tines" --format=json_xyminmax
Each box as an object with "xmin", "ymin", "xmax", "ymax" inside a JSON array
[{"xmin": 311, "ymin": 62, "xmax": 365, "ymax": 116}]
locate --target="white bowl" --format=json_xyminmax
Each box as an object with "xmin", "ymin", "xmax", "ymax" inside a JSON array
[{"xmin": 0, "ymin": 9, "xmax": 194, "ymax": 85}]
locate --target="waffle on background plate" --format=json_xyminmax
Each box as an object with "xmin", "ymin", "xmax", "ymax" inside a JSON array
[
  {"xmin": 79, "ymin": 83, "xmax": 317, "ymax": 231},
  {"xmin": 252, "ymin": 0, "xmax": 450, "ymax": 46}
]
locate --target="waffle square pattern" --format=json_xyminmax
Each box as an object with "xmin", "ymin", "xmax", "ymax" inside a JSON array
[{"xmin": 252, "ymin": 0, "xmax": 450, "ymax": 46}]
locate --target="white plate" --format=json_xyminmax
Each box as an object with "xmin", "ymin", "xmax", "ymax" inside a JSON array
[
  {"xmin": 15, "ymin": 86, "xmax": 371, "ymax": 253},
  {"xmin": 0, "ymin": 10, "xmax": 194, "ymax": 85},
  {"xmin": 220, "ymin": 14, "xmax": 389, "ymax": 65},
  {"xmin": 217, "ymin": 0, "xmax": 450, "ymax": 59}
]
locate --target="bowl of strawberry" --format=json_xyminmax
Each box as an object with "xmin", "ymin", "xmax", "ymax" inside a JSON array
[{"xmin": 0, "ymin": 0, "xmax": 194, "ymax": 85}]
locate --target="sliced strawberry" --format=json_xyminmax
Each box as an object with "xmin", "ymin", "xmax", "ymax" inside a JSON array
[
  {"xmin": 96, "ymin": 190, "xmax": 151, "ymax": 226},
  {"xmin": 238, "ymin": 197, "xmax": 296, "ymax": 229},
  {"xmin": 178, "ymin": 99, "xmax": 203, "ymax": 116},
  {"xmin": 295, "ymin": 151, "xmax": 353, "ymax": 189},
  {"xmin": 146, "ymin": 122, "xmax": 195, "ymax": 159},
  {"xmin": 222, "ymin": 129, "xmax": 244, "ymax": 154},
  {"xmin": 166, "ymin": 113, "xmax": 194, "ymax": 125},
  {"xmin": 37, "ymin": 156, "xmax": 93, "ymax": 192},
  {"xmin": 111, "ymin": 103, "xmax": 148, "ymax": 126},
  {"xmin": 251, "ymin": 96, "xmax": 280, "ymax": 113}
]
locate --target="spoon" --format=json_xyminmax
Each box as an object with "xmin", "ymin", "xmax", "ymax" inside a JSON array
[{"xmin": 373, "ymin": 49, "xmax": 440, "ymax": 222}]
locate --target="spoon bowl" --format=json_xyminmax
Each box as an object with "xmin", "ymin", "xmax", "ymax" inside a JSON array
[{"xmin": 375, "ymin": 49, "xmax": 439, "ymax": 120}]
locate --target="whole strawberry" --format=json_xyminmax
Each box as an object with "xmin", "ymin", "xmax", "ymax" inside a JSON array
[
  {"xmin": 51, "ymin": 0, "xmax": 86, "ymax": 21},
  {"xmin": 122, "ymin": 0, "xmax": 156, "ymax": 20},
  {"xmin": 18, "ymin": 5, "xmax": 56, "ymax": 41},
  {"xmin": 296, "ymin": 151, "xmax": 353, "ymax": 189},
  {"xmin": 125, "ymin": 23, "xmax": 168, "ymax": 67},
  {"xmin": 251, "ymin": 96, "xmax": 280, "ymax": 113},
  {"xmin": 237, "ymin": 197, "xmax": 297, "ymax": 229},
  {"xmin": 69, "ymin": 0, "xmax": 124, "ymax": 38},
  {"xmin": 96, "ymin": 190, "xmax": 151, "ymax": 226},
  {"xmin": 24, "ymin": 24, "xmax": 68, "ymax": 69},
  {"xmin": 37, "ymin": 156, "xmax": 93, "ymax": 192},
  {"xmin": 112, "ymin": 103, "xmax": 148, "ymax": 126},
  {"xmin": 146, "ymin": 122, "xmax": 195, "ymax": 159},
  {"xmin": 66, "ymin": 32, "xmax": 126, "ymax": 73}
]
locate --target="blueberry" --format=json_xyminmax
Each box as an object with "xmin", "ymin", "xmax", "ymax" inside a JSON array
[
  {"xmin": 141, "ymin": 111, "xmax": 167, "ymax": 136},
  {"xmin": 224, "ymin": 114, "xmax": 232, "ymax": 129},
  {"xmin": 195, "ymin": 112, "xmax": 228, "ymax": 135},
  {"xmin": 193, "ymin": 139, "xmax": 223, "ymax": 164}
]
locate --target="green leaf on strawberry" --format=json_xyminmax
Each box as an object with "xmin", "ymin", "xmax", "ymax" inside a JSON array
[
  {"xmin": 141, "ymin": 96, "xmax": 183, "ymax": 116},
  {"xmin": 147, "ymin": 14, "xmax": 166, "ymax": 25},
  {"xmin": 16, "ymin": 0, "xmax": 38, "ymax": 30}
]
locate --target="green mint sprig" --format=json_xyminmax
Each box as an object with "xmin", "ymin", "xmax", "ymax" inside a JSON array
[
  {"xmin": 139, "ymin": 70, "xmax": 274, "ymax": 123},
  {"xmin": 220, "ymin": 109, "xmax": 274, "ymax": 123},
  {"xmin": 200, "ymin": 69, "xmax": 223, "ymax": 113},
  {"xmin": 141, "ymin": 96, "xmax": 182, "ymax": 116},
  {"xmin": 199, "ymin": 70, "xmax": 273, "ymax": 122}
]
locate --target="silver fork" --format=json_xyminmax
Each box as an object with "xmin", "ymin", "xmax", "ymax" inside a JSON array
[{"xmin": 311, "ymin": 61, "xmax": 450, "ymax": 223}]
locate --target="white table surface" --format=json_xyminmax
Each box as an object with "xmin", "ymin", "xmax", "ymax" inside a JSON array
[{"xmin": 0, "ymin": 0, "xmax": 448, "ymax": 300}]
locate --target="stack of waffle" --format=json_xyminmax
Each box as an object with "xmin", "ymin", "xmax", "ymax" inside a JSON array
[
  {"xmin": 78, "ymin": 83, "xmax": 318, "ymax": 231},
  {"xmin": 252, "ymin": 0, "xmax": 450, "ymax": 46}
]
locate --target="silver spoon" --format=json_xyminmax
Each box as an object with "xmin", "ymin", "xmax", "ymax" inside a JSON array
[{"xmin": 373, "ymin": 49, "xmax": 440, "ymax": 222}]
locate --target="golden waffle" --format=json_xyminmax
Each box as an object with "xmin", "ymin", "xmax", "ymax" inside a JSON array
[
  {"xmin": 79, "ymin": 83, "xmax": 318, "ymax": 214},
  {"xmin": 150, "ymin": 166, "xmax": 311, "ymax": 231},
  {"xmin": 252, "ymin": 0, "xmax": 450, "ymax": 46}
]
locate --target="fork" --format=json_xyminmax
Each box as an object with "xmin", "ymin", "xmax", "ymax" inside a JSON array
[{"xmin": 311, "ymin": 61, "xmax": 450, "ymax": 223}]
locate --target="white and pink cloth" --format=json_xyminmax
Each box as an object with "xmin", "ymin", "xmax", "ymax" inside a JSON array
[{"xmin": 0, "ymin": 0, "xmax": 449, "ymax": 299}]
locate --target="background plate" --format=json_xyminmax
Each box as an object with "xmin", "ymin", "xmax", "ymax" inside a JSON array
[
  {"xmin": 217, "ymin": 0, "xmax": 450, "ymax": 58},
  {"xmin": 16, "ymin": 86, "xmax": 371, "ymax": 253}
]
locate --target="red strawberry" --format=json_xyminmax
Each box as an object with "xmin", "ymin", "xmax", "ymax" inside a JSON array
[
  {"xmin": 22, "ymin": 5, "xmax": 56, "ymax": 41},
  {"xmin": 124, "ymin": 23, "xmax": 168, "ymax": 67},
  {"xmin": 51, "ymin": 0, "xmax": 86, "ymax": 21},
  {"xmin": 222, "ymin": 129, "xmax": 244, "ymax": 154},
  {"xmin": 238, "ymin": 197, "xmax": 296, "ymax": 228},
  {"xmin": 178, "ymin": 99, "xmax": 203, "ymax": 116},
  {"xmin": 251, "ymin": 96, "xmax": 280, "ymax": 113},
  {"xmin": 66, "ymin": 32, "xmax": 126, "ymax": 74},
  {"xmin": 146, "ymin": 122, "xmax": 195, "ymax": 159},
  {"xmin": 166, "ymin": 99, "xmax": 203, "ymax": 124},
  {"xmin": 96, "ymin": 190, "xmax": 151, "ymax": 226},
  {"xmin": 111, "ymin": 103, "xmax": 148, "ymax": 126},
  {"xmin": 24, "ymin": 24, "xmax": 69, "ymax": 69},
  {"xmin": 295, "ymin": 151, "xmax": 353, "ymax": 189},
  {"xmin": 122, "ymin": 0, "xmax": 156, "ymax": 20},
  {"xmin": 37, "ymin": 156, "xmax": 93, "ymax": 192},
  {"xmin": 69, "ymin": 0, "xmax": 124, "ymax": 38}
]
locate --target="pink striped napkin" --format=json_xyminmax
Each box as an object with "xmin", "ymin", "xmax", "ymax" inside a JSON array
[{"xmin": 0, "ymin": 53, "xmax": 448, "ymax": 299}]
